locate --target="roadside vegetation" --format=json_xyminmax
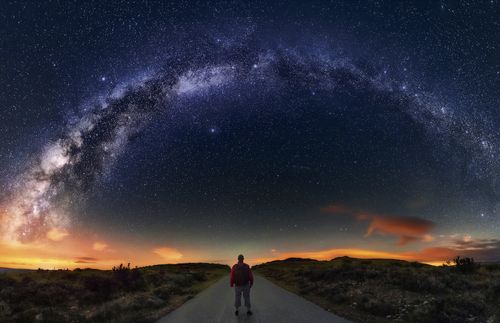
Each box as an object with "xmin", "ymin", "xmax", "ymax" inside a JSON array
[
  {"xmin": 253, "ymin": 256, "xmax": 500, "ymax": 323},
  {"xmin": 0, "ymin": 262, "xmax": 228, "ymax": 323}
]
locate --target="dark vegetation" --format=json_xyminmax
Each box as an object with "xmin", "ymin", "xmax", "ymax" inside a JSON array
[
  {"xmin": 0, "ymin": 263, "xmax": 228, "ymax": 323},
  {"xmin": 253, "ymin": 256, "xmax": 500, "ymax": 323}
]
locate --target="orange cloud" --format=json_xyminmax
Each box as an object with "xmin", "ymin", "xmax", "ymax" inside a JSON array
[
  {"xmin": 323, "ymin": 203, "xmax": 435, "ymax": 245},
  {"xmin": 153, "ymin": 247, "xmax": 183, "ymax": 261},
  {"xmin": 75, "ymin": 256, "xmax": 98, "ymax": 264},
  {"xmin": 46, "ymin": 228, "xmax": 69, "ymax": 241},
  {"xmin": 93, "ymin": 242, "xmax": 108, "ymax": 251},
  {"xmin": 364, "ymin": 215, "xmax": 435, "ymax": 245}
]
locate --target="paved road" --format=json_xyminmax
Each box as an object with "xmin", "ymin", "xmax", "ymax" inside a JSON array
[{"xmin": 157, "ymin": 274, "xmax": 351, "ymax": 323}]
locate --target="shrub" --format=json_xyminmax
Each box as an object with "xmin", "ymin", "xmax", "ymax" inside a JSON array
[
  {"xmin": 190, "ymin": 272, "xmax": 206, "ymax": 282},
  {"xmin": 452, "ymin": 256, "xmax": 478, "ymax": 274},
  {"xmin": 82, "ymin": 274, "xmax": 117, "ymax": 302},
  {"xmin": 357, "ymin": 295, "xmax": 398, "ymax": 316},
  {"xmin": 0, "ymin": 275, "xmax": 16, "ymax": 288},
  {"xmin": 112, "ymin": 263, "xmax": 131, "ymax": 282},
  {"xmin": 112, "ymin": 263, "xmax": 145, "ymax": 291},
  {"xmin": 489, "ymin": 281, "xmax": 500, "ymax": 297},
  {"xmin": 153, "ymin": 286, "xmax": 173, "ymax": 301},
  {"xmin": 34, "ymin": 282, "xmax": 72, "ymax": 306}
]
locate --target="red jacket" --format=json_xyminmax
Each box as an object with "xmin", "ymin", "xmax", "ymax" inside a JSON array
[{"xmin": 230, "ymin": 262, "xmax": 254, "ymax": 287}]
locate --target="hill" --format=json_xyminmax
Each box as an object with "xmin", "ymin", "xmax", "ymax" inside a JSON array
[
  {"xmin": 253, "ymin": 256, "xmax": 500, "ymax": 322},
  {"xmin": 0, "ymin": 267, "xmax": 33, "ymax": 273},
  {"xmin": 0, "ymin": 262, "xmax": 228, "ymax": 322}
]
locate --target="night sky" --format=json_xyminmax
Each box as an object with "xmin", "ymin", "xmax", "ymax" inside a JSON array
[{"xmin": 1, "ymin": 0, "xmax": 500, "ymax": 269}]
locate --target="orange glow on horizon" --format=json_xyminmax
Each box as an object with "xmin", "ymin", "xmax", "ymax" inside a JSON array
[
  {"xmin": 0, "ymin": 225, "xmax": 480, "ymax": 270},
  {"xmin": 152, "ymin": 247, "xmax": 183, "ymax": 261},
  {"xmin": 254, "ymin": 248, "xmax": 412, "ymax": 264},
  {"xmin": 1, "ymin": 231, "xmax": 458, "ymax": 270},
  {"xmin": 248, "ymin": 247, "xmax": 457, "ymax": 266}
]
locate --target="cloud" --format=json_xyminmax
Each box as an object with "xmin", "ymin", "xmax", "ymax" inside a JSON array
[
  {"xmin": 323, "ymin": 203, "xmax": 435, "ymax": 245},
  {"xmin": 93, "ymin": 242, "xmax": 108, "ymax": 251},
  {"xmin": 75, "ymin": 260, "xmax": 95, "ymax": 264},
  {"xmin": 453, "ymin": 237, "xmax": 500, "ymax": 251},
  {"xmin": 364, "ymin": 215, "xmax": 435, "ymax": 245},
  {"xmin": 74, "ymin": 256, "xmax": 98, "ymax": 264},
  {"xmin": 462, "ymin": 235, "xmax": 473, "ymax": 243},
  {"xmin": 153, "ymin": 247, "xmax": 183, "ymax": 261},
  {"xmin": 404, "ymin": 238, "xmax": 500, "ymax": 263},
  {"xmin": 46, "ymin": 228, "xmax": 69, "ymax": 241}
]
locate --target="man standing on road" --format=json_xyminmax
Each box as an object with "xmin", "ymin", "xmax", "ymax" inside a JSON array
[{"xmin": 230, "ymin": 254, "xmax": 254, "ymax": 316}]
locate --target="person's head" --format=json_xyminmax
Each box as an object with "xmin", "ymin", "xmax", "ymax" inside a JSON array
[{"xmin": 237, "ymin": 254, "xmax": 244, "ymax": 262}]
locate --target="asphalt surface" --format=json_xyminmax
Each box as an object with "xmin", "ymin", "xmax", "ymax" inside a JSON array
[{"xmin": 157, "ymin": 274, "xmax": 352, "ymax": 323}]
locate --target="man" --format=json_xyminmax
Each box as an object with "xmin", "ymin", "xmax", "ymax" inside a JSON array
[{"xmin": 230, "ymin": 254, "xmax": 254, "ymax": 316}]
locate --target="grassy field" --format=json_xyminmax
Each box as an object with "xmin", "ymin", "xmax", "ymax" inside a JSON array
[
  {"xmin": 0, "ymin": 263, "xmax": 228, "ymax": 323},
  {"xmin": 253, "ymin": 257, "xmax": 500, "ymax": 323}
]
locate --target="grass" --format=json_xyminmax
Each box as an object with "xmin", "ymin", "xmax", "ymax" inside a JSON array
[
  {"xmin": 0, "ymin": 262, "xmax": 228, "ymax": 323},
  {"xmin": 253, "ymin": 257, "xmax": 500, "ymax": 323}
]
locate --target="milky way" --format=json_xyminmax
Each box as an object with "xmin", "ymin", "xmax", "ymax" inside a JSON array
[{"xmin": 2, "ymin": 40, "xmax": 499, "ymax": 243}]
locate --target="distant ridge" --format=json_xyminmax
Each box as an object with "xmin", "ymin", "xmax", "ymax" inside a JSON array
[
  {"xmin": 265, "ymin": 257, "xmax": 318, "ymax": 264},
  {"xmin": 0, "ymin": 267, "xmax": 33, "ymax": 273}
]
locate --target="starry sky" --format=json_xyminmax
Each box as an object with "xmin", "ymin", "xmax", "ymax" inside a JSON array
[{"xmin": 1, "ymin": 0, "xmax": 500, "ymax": 269}]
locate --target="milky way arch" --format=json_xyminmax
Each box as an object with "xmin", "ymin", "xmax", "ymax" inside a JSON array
[{"xmin": 2, "ymin": 46, "xmax": 497, "ymax": 243}]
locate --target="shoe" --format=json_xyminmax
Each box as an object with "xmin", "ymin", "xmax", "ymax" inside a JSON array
[
  {"xmin": 235, "ymin": 310, "xmax": 239, "ymax": 316},
  {"xmin": 247, "ymin": 310, "xmax": 253, "ymax": 316}
]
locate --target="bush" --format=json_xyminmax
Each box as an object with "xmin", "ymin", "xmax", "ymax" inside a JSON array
[
  {"xmin": 452, "ymin": 256, "xmax": 478, "ymax": 274},
  {"xmin": 153, "ymin": 286, "xmax": 173, "ymax": 301},
  {"xmin": 34, "ymin": 283, "xmax": 72, "ymax": 306},
  {"xmin": 0, "ymin": 275, "xmax": 16, "ymax": 288},
  {"xmin": 489, "ymin": 281, "xmax": 500, "ymax": 297},
  {"xmin": 112, "ymin": 263, "xmax": 131, "ymax": 282},
  {"xmin": 82, "ymin": 274, "xmax": 117, "ymax": 302},
  {"xmin": 190, "ymin": 272, "xmax": 206, "ymax": 282},
  {"xmin": 357, "ymin": 295, "xmax": 398, "ymax": 316},
  {"xmin": 112, "ymin": 263, "xmax": 146, "ymax": 291}
]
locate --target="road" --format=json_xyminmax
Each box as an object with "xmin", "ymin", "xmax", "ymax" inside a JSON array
[{"xmin": 157, "ymin": 274, "xmax": 352, "ymax": 323}]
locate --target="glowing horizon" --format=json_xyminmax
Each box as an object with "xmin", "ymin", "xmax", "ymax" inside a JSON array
[{"xmin": 0, "ymin": 221, "xmax": 486, "ymax": 270}]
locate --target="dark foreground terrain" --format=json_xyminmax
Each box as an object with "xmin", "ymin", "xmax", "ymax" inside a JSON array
[
  {"xmin": 253, "ymin": 257, "xmax": 500, "ymax": 323},
  {"xmin": 0, "ymin": 263, "xmax": 228, "ymax": 322}
]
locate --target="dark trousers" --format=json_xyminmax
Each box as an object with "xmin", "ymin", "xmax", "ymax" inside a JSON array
[{"xmin": 234, "ymin": 284, "xmax": 251, "ymax": 309}]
